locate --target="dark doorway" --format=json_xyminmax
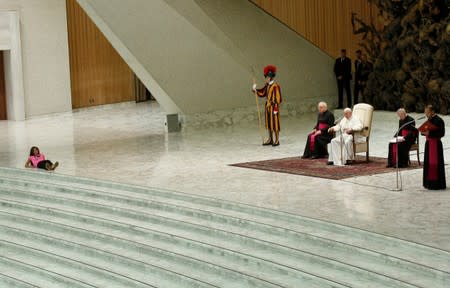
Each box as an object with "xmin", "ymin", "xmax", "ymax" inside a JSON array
[
  {"xmin": 0, "ymin": 51, "xmax": 7, "ymax": 120},
  {"xmin": 134, "ymin": 74, "xmax": 155, "ymax": 103}
]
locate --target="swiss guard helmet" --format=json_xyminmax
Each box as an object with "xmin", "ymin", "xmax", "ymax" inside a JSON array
[{"xmin": 263, "ymin": 65, "xmax": 277, "ymax": 78}]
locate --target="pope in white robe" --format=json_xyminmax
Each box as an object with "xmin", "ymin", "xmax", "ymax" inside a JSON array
[{"xmin": 327, "ymin": 108, "xmax": 363, "ymax": 165}]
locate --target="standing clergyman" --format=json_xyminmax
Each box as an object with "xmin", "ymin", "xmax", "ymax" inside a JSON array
[{"xmin": 421, "ymin": 105, "xmax": 446, "ymax": 190}]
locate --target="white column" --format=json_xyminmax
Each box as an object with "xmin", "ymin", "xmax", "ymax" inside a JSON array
[{"xmin": 0, "ymin": 10, "xmax": 25, "ymax": 121}]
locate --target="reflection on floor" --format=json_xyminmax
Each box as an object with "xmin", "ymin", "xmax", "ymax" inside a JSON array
[{"xmin": 0, "ymin": 101, "xmax": 449, "ymax": 251}]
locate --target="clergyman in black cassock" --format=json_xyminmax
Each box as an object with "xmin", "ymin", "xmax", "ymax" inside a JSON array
[
  {"xmin": 302, "ymin": 102, "xmax": 335, "ymax": 159},
  {"xmin": 422, "ymin": 105, "xmax": 446, "ymax": 190},
  {"xmin": 387, "ymin": 109, "xmax": 417, "ymax": 168}
]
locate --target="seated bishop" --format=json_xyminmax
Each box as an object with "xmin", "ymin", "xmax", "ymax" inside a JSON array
[
  {"xmin": 302, "ymin": 101, "xmax": 335, "ymax": 159},
  {"xmin": 327, "ymin": 108, "xmax": 363, "ymax": 165},
  {"xmin": 387, "ymin": 108, "xmax": 417, "ymax": 168}
]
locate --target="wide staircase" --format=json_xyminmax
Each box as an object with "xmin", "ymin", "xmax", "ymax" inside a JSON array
[{"xmin": 0, "ymin": 167, "xmax": 448, "ymax": 287}]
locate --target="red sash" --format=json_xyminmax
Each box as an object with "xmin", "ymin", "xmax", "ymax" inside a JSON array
[
  {"xmin": 391, "ymin": 144, "xmax": 398, "ymax": 166},
  {"xmin": 391, "ymin": 130, "xmax": 409, "ymax": 165},
  {"xmin": 426, "ymin": 137, "xmax": 440, "ymax": 181},
  {"xmin": 309, "ymin": 123, "xmax": 329, "ymax": 152}
]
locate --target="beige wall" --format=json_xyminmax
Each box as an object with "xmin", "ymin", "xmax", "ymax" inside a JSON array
[
  {"xmin": 0, "ymin": 0, "xmax": 340, "ymax": 121},
  {"xmin": 77, "ymin": 0, "xmax": 336, "ymax": 118},
  {"xmin": 0, "ymin": 0, "xmax": 71, "ymax": 118}
]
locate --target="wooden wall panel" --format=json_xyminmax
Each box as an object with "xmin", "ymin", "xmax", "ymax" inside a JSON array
[
  {"xmin": 0, "ymin": 51, "xmax": 6, "ymax": 120},
  {"xmin": 66, "ymin": 0, "xmax": 134, "ymax": 109},
  {"xmin": 250, "ymin": 0, "xmax": 377, "ymax": 61}
]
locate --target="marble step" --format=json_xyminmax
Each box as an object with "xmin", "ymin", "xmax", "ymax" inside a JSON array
[
  {"xmin": 0, "ymin": 179, "xmax": 448, "ymax": 288},
  {"xmin": 1, "ymin": 167, "xmax": 448, "ymax": 273},
  {"xmin": 0, "ymin": 216, "xmax": 284, "ymax": 288},
  {"xmin": 0, "ymin": 200, "xmax": 354, "ymax": 288},
  {"xmin": 0, "ymin": 276, "xmax": 37, "ymax": 288},
  {"xmin": 0, "ymin": 189, "xmax": 427, "ymax": 288},
  {"xmin": 0, "ymin": 229, "xmax": 213, "ymax": 288},
  {"xmin": 0, "ymin": 274, "xmax": 37, "ymax": 288},
  {"xmin": 0, "ymin": 209, "xmax": 347, "ymax": 288},
  {"xmin": 1, "ymin": 168, "xmax": 449, "ymax": 287},
  {"xmin": 0, "ymin": 254, "xmax": 96, "ymax": 288}
]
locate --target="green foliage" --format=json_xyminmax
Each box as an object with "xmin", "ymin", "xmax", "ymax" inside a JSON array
[{"xmin": 352, "ymin": 0, "xmax": 450, "ymax": 113}]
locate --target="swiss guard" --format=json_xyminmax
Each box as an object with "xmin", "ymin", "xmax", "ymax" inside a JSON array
[{"xmin": 252, "ymin": 65, "xmax": 282, "ymax": 146}]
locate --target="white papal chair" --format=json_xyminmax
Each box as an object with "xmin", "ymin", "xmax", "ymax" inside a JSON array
[{"xmin": 351, "ymin": 103, "xmax": 374, "ymax": 162}]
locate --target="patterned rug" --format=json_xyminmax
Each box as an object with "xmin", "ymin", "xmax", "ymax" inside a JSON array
[{"xmin": 231, "ymin": 156, "xmax": 421, "ymax": 180}]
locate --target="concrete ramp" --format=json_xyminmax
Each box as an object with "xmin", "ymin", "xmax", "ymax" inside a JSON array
[{"xmin": 76, "ymin": 0, "xmax": 336, "ymax": 123}]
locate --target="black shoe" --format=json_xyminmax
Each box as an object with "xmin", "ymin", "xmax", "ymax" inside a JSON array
[
  {"xmin": 386, "ymin": 164, "xmax": 393, "ymax": 168},
  {"xmin": 301, "ymin": 155, "xmax": 309, "ymax": 159},
  {"xmin": 327, "ymin": 161, "xmax": 333, "ymax": 165},
  {"xmin": 262, "ymin": 140, "xmax": 273, "ymax": 146},
  {"xmin": 311, "ymin": 155, "xmax": 319, "ymax": 159},
  {"xmin": 272, "ymin": 142, "xmax": 280, "ymax": 146}
]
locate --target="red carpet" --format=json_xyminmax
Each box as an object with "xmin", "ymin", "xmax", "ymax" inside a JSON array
[{"xmin": 231, "ymin": 156, "xmax": 421, "ymax": 180}]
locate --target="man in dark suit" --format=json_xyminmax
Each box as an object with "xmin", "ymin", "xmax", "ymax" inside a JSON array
[
  {"xmin": 359, "ymin": 54, "xmax": 373, "ymax": 102},
  {"xmin": 333, "ymin": 49, "xmax": 352, "ymax": 108},
  {"xmin": 353, "ymin": 50, "xmax": 362, "ymax": 105}
]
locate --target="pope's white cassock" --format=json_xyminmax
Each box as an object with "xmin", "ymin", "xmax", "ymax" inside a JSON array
[{"xmin": 328, "ymin": 116, "xmax": 364, "ymax": 165}]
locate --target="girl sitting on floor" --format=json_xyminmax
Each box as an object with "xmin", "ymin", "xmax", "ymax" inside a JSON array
[{"xmin": 25, "ymin": 146, "xmax": 59, "ymax": 171}]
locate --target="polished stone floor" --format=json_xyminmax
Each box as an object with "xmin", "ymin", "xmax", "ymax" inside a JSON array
[{"xmin": 0, "ymin": 101, "xmax": 449, "ymax": 251}]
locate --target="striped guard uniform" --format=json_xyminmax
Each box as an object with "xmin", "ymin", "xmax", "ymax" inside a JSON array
[{"xmin": 256, "ymin": 82, "xmax": 282, "ymax": 132}]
